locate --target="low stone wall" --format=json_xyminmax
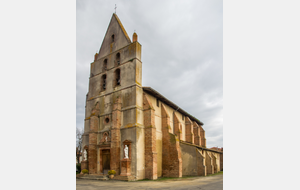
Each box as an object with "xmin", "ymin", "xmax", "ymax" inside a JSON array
[
  {"xmin": 180, "ymin": 143, "xmax": 199, "ymax": 176},
  {"xmin": 180, "ymin": 141, "xmax": 222, "ymax": 176}
]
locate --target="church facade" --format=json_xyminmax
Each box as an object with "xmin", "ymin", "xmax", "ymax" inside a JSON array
[{"xmin": 81, "ymin": 13, "xmax": 223, "ymax": 180}]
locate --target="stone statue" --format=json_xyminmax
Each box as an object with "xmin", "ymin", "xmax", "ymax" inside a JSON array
[
  {"xmin": 124, "ymin": 145, "xmax": 129, "ymax": 159},
  {"xmin": 105, "ymin": 136, "xmax": 107, "ymax": 142},
  {"xmin": 83, "ymin": 149, "xmax": 87, "ymax": 161}
]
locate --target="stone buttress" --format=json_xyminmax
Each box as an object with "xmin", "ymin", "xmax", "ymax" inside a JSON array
[
  {"xmin": 185, "ymin": 117, "xmax": 194, "ymax": 144},
  {"xmin": 143, "ymin": 93, "xmax": 157, "ymax": 179},
  {"xmin": 161, "ymin": 104, "xmax": 182, "ymax": 177}
]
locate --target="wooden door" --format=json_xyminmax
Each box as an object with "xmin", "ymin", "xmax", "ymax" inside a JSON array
[{"xmin": 102, "ymin": 150, "xmax": 110, "ymax": 174}]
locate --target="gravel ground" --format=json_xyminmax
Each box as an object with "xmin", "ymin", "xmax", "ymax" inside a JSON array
[{"xmin": 76, "ymin": 174, "xmax": 223, "ymax": 190}]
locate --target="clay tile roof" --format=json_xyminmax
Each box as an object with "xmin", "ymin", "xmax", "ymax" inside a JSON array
[{"xmin": 210, "ymin": 147, "xmax": 223, "ymax": 151}]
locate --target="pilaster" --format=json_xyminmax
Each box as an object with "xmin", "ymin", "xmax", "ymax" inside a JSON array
[
  {"xmin": 88, "ymin": 103, "xmax": 100, "ymax": 174},
  {"xmin": 111, "ymin": 97, "xmax": 122, "ymax": 175}
]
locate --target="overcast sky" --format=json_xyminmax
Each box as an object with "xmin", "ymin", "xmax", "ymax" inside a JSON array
[{"xmin": 76, "ymin": 0, "xmax": 223, "ymax": 148}]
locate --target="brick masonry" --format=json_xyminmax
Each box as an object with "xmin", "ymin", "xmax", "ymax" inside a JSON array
[
  {"xmin": 185, "ymin": 117, "xmax": 194, "ymax": 144},
  {"xmin": 174, "ymin": 113, "xmax": 183, "ymax": 141},
  {"xmin": 161, "ymin": 104, "xmax": 182, "ymax": 178},
  {"xmin": 81, "ymin": 160, "xmax": 88, "ymax": 171},
  {"xmin": 120, "ymin": 159, "xmax": 131, "ymax": 176},
  {"xmin": 193, "ymin": 121, "xmax": 201, "ymax": 146},
  {"xmin": 199, "ymin": 126, "xmax": 206, "ymax": 148},
  {"xmin": 143, "ymin": 93, "xmax": 157, "ymax": 180}
]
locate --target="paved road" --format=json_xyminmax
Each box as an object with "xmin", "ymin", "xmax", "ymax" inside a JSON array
[{"xmin": 76, "ymin": 174, "xmax": 223, "ymax": 190}]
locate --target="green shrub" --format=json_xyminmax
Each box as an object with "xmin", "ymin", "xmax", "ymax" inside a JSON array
[
  {"xmin": 82, "ymin": 169, "xmax": 89, "ymax": 174},
  {"xmin": 108, "ymin": 170, "xmax": 116, "ymax": 175}
]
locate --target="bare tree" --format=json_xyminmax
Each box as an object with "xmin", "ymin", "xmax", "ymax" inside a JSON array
[{"xmin": 76, "ymin": 128, "xmax": 83, "ymax": 164}]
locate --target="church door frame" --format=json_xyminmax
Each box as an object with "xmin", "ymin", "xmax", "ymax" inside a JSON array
[{"xmin": 99, "ymin": 147, "xmax": 111, "ymax": 174}]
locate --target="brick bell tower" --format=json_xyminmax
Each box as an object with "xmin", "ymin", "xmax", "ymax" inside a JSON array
[{"xmin": 81, "ymin": 13, "xmax": 144, "ymax": 179}]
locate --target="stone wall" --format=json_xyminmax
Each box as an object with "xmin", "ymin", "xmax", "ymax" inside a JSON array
[
  {"xmin": 180, "ymin": 142, "xmax": 208, "ymax": 177},
  {"xmin": 180, "ymin": 143, "xmax": 198, "ymax": 176}
]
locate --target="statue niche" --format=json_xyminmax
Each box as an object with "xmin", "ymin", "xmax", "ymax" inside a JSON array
[
  {"xmin": 100, "ymin": 132, "xmax": 111, "ymax": 144},
  {"xmin": 120, "ymin": 140, "xmax": 132, "ymax": 176},
  {"xmin": 124, "ymin": 145, "xmax": 129, "ymax": 159},
  {"xmin": 83, "ymin": 149, "xmax": 88, "ymax": 161},
  {"xmin": 122, "ymin": 140, "xmax": 132, "ymax": 160}
]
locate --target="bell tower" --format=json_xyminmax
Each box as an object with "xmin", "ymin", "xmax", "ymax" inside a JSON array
[{"xmin": 82, "ymin": 13, "xmax": 145, "ymax": 179}]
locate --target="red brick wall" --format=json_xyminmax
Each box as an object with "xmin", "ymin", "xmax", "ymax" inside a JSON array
[
  {"xmin": 199, "ymin": 126, "xmax": 206, "ymax": 148},
  {"xmin": 143, "ymin": 93, "xmax": 157, "ymax": 179},
  {"xmin": 173, "ymin": 113, "xmax": 183, "ymax": 141},
  {"xmin": 161, "ymin": 104, "xmax": 182, "ymax": 178},
  {"xmin": 81, "ymin": 160, "xmax": 89, "ymax": 171},
  {"xmin": 185, "ymin": 117, "xmax": 194, "ymax": 144},
  {"xmin": 193, "ymin": 122, "xmax": 201, "ymax": 146}
]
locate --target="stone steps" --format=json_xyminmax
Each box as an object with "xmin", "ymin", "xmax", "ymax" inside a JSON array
[
  {"xmin": 76, "ymin": 174, "xmax": 109, "ymax": 181},
  {"xmin": 76, "ymin": 174, "xmax": 136, "ymax": 181}
]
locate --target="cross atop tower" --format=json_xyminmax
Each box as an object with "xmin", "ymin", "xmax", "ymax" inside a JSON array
[{"xmin": 115, "ymin": 4, "xmax": 117, "ymax": 14}]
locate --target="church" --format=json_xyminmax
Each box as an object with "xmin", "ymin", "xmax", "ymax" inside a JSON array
[{"xmin": 81, "ymin": 13, "xmax": 223, "ymax": 180}]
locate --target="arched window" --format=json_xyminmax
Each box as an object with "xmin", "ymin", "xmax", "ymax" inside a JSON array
[
  {"xmin": 116, "ymin": 53, "xmax": 120, "ymax": 66},
  {"xmin": 111, "ymin": 34, "xmax": 114, "ymax": 43},
  {"xmin": 114, "ymin": 69, "xmax": 121, "ymax": 87},
  {"xmin": 101, "ymin": 74, "xmax": 106, "ymax": 91},
  {"xmin": 103, "ymin": 59, "xmax": 107, "ymax": 72}
]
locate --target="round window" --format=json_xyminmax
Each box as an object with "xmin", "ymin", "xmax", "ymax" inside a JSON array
[{"xmin": 105, "ymin": 118, "xmax": 109, "ymax": 123}]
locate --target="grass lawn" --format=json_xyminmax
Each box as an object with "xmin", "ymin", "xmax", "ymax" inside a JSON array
[{"xmin": 206, "ymin": 171, "xmax": 223, "ymax": 177}]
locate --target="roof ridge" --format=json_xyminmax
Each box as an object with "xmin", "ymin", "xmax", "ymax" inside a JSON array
[{"xmin": 143, "ymin": 86, "xmax": 204, "ymax": 126}]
